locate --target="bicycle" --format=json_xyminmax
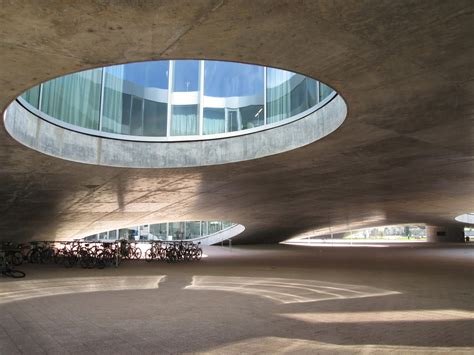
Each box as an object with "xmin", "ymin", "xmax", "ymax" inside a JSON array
[{"xmin": 0, "ymin": 251, "xmax": 25, "ymax": 278}]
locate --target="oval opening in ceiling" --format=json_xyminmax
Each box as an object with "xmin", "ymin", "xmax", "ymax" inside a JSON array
[{"xmin": 4, "ymin": 59, "xmax": 347, "ymax": 168}]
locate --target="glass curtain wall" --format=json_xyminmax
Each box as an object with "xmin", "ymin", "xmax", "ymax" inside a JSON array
[
  {"xmin": 86, "ymin": 221, "xmax": 236, "ymax": 242},
  {"xmin": 20, "ymin": 60, "xmax": 334, "ymax": 138},
  {"xmin": 40, "ymin": 68, "xmax": 102, "ymax": 130}
]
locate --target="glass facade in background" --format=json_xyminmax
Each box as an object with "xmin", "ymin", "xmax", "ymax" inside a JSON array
[
  {"xmin": 19, "ymin": 60, "xmax": 335, "ymax": 139},
  {"xmin": 85, "ymin": 220, "xmax": 236, "ymax": 242},
  {"xmin": 149, "ymin": 223, "xmax": 167, "ymax": 239}
]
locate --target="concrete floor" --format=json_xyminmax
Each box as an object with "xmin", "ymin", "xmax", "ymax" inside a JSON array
[{"xmin": 0, "ymin": 244, "xmax": 473, "ymax": 354}]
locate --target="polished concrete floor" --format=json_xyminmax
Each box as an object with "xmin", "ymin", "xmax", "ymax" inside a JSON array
[{"xmin": 0, "ymin": 244, "xmax": 473, "ymax": 354}]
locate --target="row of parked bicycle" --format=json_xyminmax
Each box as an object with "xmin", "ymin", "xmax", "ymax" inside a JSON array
[{"xmin": 0, "ymin": 239, "xmax": 203, "ymax": 271}]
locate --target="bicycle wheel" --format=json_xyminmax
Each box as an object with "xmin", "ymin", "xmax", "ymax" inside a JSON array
[
  {"xmin": 41, "ymin": 249, "xmax": 55, "ymax": 264},
  {"xmin": 3, "ymin": 269, "xmax": 26, "ymax": 278},
  {"xmin": 145, "ymin": 249, "xmax": 154, "ymax": 262},
  {"xmin": 28, "ymin": 250, "xmax": 41, "ymax": 264},
  {"xmin": 195, "ymin": 248, "xmax": 203, "ymax": 261},
  {"xmin": 64, "ymin": 254, "xmax": 78, "ymax": 268},
  {"xmin": 11, "ymin": 252, "xmax": 23, "ymax": 266},
  {"xmin": 134, "ymin": 248, "xmax": 142, "ymax": 260}
]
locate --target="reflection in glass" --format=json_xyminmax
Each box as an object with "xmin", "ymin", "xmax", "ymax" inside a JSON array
[
  {"xmin": 84, "ymin": 220, "xmax": 236, "ymax": 242},
  {"xmin": 201, "ymin": 221, "xmax": 208, "ymax": 236},
  {"xmin": 319, "ymin": 82, "xmax": 333, "ymax": 101},
  {"xmin": 186, "ymin": 221, "xmax": 201, "ymax": 239},
  {"xmin": 119, "ymin": 229, "xmax": 129, "ymax": 239},
  {"xmin": 150, "ymin": 223, "xmax": 167, "ymax": 240},
  {"xmin": 99, "ymin": 231, "xmax": 108, "ymax": 240},
  {"xmin": 203, "ymin": 108, "xmax": 225, "ymax": 134},
  {"xmin": 209, "ymin": 221, "xmax": 223, "ymax": 234},
  {"xmin": 204, "ymin": 61, "xmax": 264, "ymax": 134},
  {"xmin": 41, "ymin": 69, "xmax": 102, "ymax": 130},
  {"xmin": 173, "ymin": 60, "xmax": 199, "ymax": 92},
  {"xmin": 102, "ymin": 61, "xmax": 169, "ymax": 136},
  {"xmin": 223, "ymin": 221, "xmax": 233, "ymax": 229},
  {"xmin": 171, "ymin": 105, "xmax": 199, "ymax": 136},
  {"xmin": 169, "ymin": 222, "xmax": 185, "ymax": 239},
  {"xmin": 204, "ymin": 61, "xmax": 263, "ymax": 97},
  {"xmin": 19, "ymin": 60, "xmax": 334, "ymax": 139},
  {"xmin": 266, "ymin": 69, "xmax": 318, "ymax": 123},
  {"xmin": 108, "ymin": 230, "xmax": 117, "ymax": 240},
  {"xmin": 21, "ymin": 86, "xmax": 40, "ymax": 108},
  {"xmin": 171, "ymin": 60, "xmax": 200, "ymax": 136}
]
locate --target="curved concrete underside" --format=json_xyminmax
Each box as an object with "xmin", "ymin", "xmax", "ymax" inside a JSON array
[
  {"xmin": 5, "ymin": 95, "xmax": 345, "ymax": 168},
  {"xmin": 0, "ymin": 1, "xmax": 473, "ymax": 243}
]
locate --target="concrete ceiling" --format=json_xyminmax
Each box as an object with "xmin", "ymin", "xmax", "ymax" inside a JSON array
[{"xmin": 0, "ymin": 0, "xmax": 473, "ymax": 243}]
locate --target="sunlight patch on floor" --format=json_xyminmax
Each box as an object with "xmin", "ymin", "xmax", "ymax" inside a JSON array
[
  {"xmin": 185, "ymin": 276, "xmax": 399, "ymax": 304},
  {"xmin": 199, "ymin": 336, "xmax": 473, "ymax": 354},
  {"xmin": 0, "ymin": 276, "xmax": 166, "ymax": 304},
  {"xmin": 280, "ymin": 309, "xmax": 474, "ymax": 323}
]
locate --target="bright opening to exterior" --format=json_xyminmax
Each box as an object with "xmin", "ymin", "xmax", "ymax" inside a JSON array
[{"xmin": 19, "ymin": 60, "xmax": 335, "ymax": 141}]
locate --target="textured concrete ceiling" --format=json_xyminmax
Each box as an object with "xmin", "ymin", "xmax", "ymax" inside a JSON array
[{"xmin": 0, "ymin": 0, "xmax": 473, "ymax": 243}]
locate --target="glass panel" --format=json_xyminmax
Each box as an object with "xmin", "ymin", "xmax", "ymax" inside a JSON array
[
  {"xmin": 150, "ymin": 223, "xmax": 167, "ymax": 240},
  {"xmin": 289, "ymin": 76, "xmax": 318, "ymax": 116},
  {"xmin": 108, "ymin": 230, "xmax": 117, "ymax": 240},
  {"xmin": 21, "ymin": 86, "xmax": 40, "ymax": 108},
  {"xmin": 99, "ymin": 232, "xmax": 108, "ymax": 240},
  {"xmin": 266, "ymin": 69, "xmax": 318, "ymax": 123},
  {"xmin": 119, "ymin": 228, "xmax": 129, "ymax": 240},
  {"xmin": 173, "ymin": 60, "xmax": 199, "ymax": 92},
  {"xmin": 208, "ymin": 221, "xmax": 223, "ymax": 234},
  {"xmin": 169, "ymin": 222, "xmax": 185, "ymax": 240},
  {"xmin": 201, "ymin": 221, "xmax": 208, "ymax": 236},
  {"xmin": 319, "ymin": 82, "xmax": 333, "ymax": 101},
  {"xmin": 41, "ymin": 69, "xmax": 102, "ymax": 129},
  {"xmin": 144, "ymin": 100, "xmax": 167, "ymax": 136},
  {"xmin": 171, "ymin": 105, "xmax": 198, "ymax": 136},
  {"xmin": 203, "ymin": 108, "xmax": 225, "ymax": 135},
  {"xmin": 138, "ymin": 225, "xmax": 149, "ymax": 240},
  {"xmin": 222, "ymin": 221, "xmax": 233, "ymax": 229},
  {"xmin": 102, "ymin": 61, "xmax": 169, "ymax": 136},
  {"xmin": 130, "ymin": 96, "xmax": 144, "ymax": 135},
  {"xmin": 227, "ymin": 110, "xmax": 240, "ymax": 132},
  {"xmin": 185, "ymin": 221, "xmax": 201, "ymax": 239},
  {"xmin": 204, "ymin": 61, "xmax": 264, "ymax": 133},
  {"xmin": 122, "ymin": 61, "xmax": 169, "ymax": 89},
  {"xmin": 128, "ymin": 227, "xmax": 138, "ymax": 240},
  {"xmin": 240, "ymin": 105, "xmax": 263, "ymax": 130}
]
